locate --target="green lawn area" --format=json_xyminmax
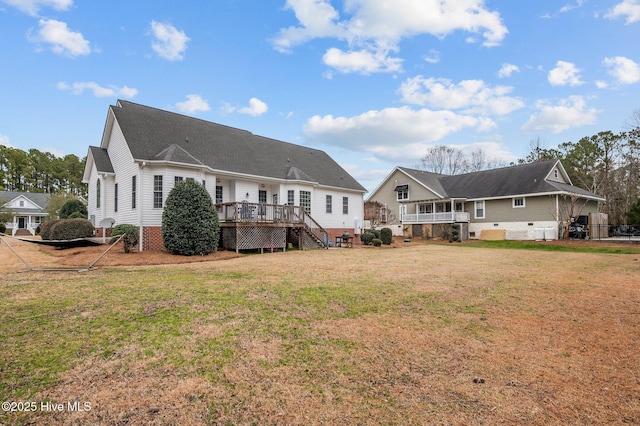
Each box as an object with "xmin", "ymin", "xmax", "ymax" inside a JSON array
[{"xmin": 1, "ymin": 244, "xmax": 639, "ymax": 425}]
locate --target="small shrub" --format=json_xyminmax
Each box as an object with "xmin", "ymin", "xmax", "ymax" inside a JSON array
[
  {"xmin": 450, "ymin": 223, "xmax": 460, "ymax": 243},
  {"xmin": 360, "ymin": 231, "xmax": 375, "ymax": 245},
  {"xmin": 40, "ymin": 219, "xmax": 62, "ymax": 240},
  {"xmin": 370, "ymin": 229, "xmax": 381, "ymax": 239},
  {"xmin": 0, "ymin": 223, "xmax": 6, "ymax": 234},
  {"xmin": 111, "ymin": 224, "xmax": 140, "ymax": 253},
  {"xmin": 49, "ymin": 218, "xmax": 94, "ymax": 240},
  {"xmin": 59, "ymin": 199, "xmax": 87, "ymax": 219},
  {"xmin": 380, "ymin": 228, "xmax": 393, "ymax": 245},
  {"xmin": 372, "ymin": 238, "xmax": 382, "ymax": 247}
]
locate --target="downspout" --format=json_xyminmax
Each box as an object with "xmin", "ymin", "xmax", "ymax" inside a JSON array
[{"xmin": 139, "ymin": 162, "xmax": 145, "ymax": 251}]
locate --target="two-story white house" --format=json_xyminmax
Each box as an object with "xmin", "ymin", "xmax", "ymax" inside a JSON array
[
  {"xmin": 0, "ymin": 191, "xmax": 49, "ymax": 236},
  {"xmin": 82, "ymin": 100, "xmax": 367, "ymax": 251}
]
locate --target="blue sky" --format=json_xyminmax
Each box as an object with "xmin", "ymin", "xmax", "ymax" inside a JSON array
[{"xmin": 1, "ymin": 0, "xmax": 639, "ymax": 192}]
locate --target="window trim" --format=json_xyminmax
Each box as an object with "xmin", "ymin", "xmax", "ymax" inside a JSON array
[
  {"xmin": 132, "ymin": 175, "xmax": 137, "ymax": 209},
  {"xmin": 326, "ymin": 195, "xmax": 332, "ymax": 214},
  {"xmin": 475, "ymin": 200, "xmax": 485, "ymax": 219},
  {"xmin": 114, "ymin": 183, "xmax": 118, "ymax": 212},
  {"xmin": 512, "ymin": 197, "xmax": 525, "ymax": 208},
  {"xmin": 342, "ymin": 196, "xmax": 349, "ymax": 215},
  {"xmin": 153, "ymin": 175, "xmax": 163, "ymax": 209}
]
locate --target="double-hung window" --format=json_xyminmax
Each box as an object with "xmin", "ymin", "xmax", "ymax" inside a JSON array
[
  {"xmin": 342, "ymin": 197, "xmax": 348, "ymax": 214},
  {"xmin": 326, "ymin": 195, "xmax": 332, "ymax": 214},
  {"xmin": 475, "ymin": 200, "xmax": 485, "ymax": 219},
  {"xmin": 153, "ymin": 175, "xmax": 163, "ymax": 208},
  {"xmin": 132, "ymin": 176, "xmax": 137, "ymax": 209}
]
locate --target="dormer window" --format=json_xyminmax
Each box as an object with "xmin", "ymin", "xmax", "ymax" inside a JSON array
[{"xmin": 394, "ymin": 184, "xmax": 409, "ymax": 200}]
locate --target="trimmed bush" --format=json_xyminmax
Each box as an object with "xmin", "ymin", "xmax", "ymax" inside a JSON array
[
  {"xmin": 380, "ymin": 227, "xmax": 393, "ymax": 245},
  {"xmin": 372, "ymin": 238, "xmax": 382, "ymax": 247},
  {"xmin": 111, "ymin": 224, "xmax": 140, "ymax": 253},
  {"xmin": 0, "ymin": 223, "xmax": 6, "ymax": 234},
  {"xmin": 40, "ymin": 219, "xmax": 63, "ymax": 240},
  {"xmin": 49, "ymin": 218, "xmax": 94, "ymax": 240},
  {"xmin": 360, "ymin": 231, "xmax": 375, "ymax": 245},
  {"xmin": 59, "ymin": 198, "xmax": 87, "ymax": 219},
  {"xmin": 370, "ymin": 229, "xmax": 381, "ymax": 239},
  {"xmin": 162, "ymin": 180, "xmax": 220, "ymax": 256}
]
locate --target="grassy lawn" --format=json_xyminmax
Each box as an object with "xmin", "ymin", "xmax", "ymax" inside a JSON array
[{"xmin": 1, "ymin": 244, "xmax": 639, "ymax": 425}]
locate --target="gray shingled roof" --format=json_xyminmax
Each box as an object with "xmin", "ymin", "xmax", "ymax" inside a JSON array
[
  {"xmin": 99, "ymin": 100, "xmax": 366, "ymax": 192},
  {"xmin": 89, "ymin": 146, "xmax": 114, "ymax": 173},
  {"xmin": 0, "ymin": 190, "xmax": 50, "ymax": 213},
  {"xmin": 397, "ymin": 160, "xmax": 603, "ymax": 200}
]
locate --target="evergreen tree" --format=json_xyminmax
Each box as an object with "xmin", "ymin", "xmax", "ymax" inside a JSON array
[{"xmin": 162, "ymin": 180, "xmax": 220, "ymax": 255}]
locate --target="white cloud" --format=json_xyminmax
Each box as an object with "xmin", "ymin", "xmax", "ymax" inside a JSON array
[
  {"xmin": 398, "ymin": 76, "xmax": 524, "ymax": 116},
  {"xmin": 1, "ymin": 0, "xmax": 72, "ymax": 16},
  {"xmin": 322, "ymin": 47, "xmax": 402, "ymax": 74},
  {"xmin": 0, "ymin": 134, "xmax": 12, "ymax": 148},
  {"xmin": 224, "ymin": 98, "xmax": 269, "ymax": 116},
  {"xmin": 303, "ymin": 106, "xmax": 482, "ymax": 158},
  {"xmin": 559, "ymin": 0, "xmax": 585, "ymax": 13},
  {"xmin": 498, "ymin": 63, "xmax": 519, "ymax": 78},
  {"xmin": 603, "ymin": 56, "xmax": 640, "ymax": 84},
  {"xmin": 29, "ymin": 19, "xmax": 90, "ymax": 57},
  {"xmin": 423, "ymin": 49, "xmax": 440, "ymax": 64},
  {"xmin": 606, "ymin": 0, "xmax": 640, "ymax": 24},
  {"xmin": 175, "ymin": 94, "xmax": 210, "ymax": 113},
  {"xmin": 548, "ymin": 60, "xmax": 584, "ymax": 86},
  {"xmin": 150, "ymin": 21, "xmax": 190, "ymax": 61},
  {"xmin": 239, "ymin": 98, "xmax": 268, "ymax": 116},
  {"xmin": 522, "ymin": 96, "xmax": 599, "ymax": 134},
  {"xmin": 595, "ymin": 80, "xmax": 608, "ymax": 89},
  {"xmin": 272, "ymin": 0, "xmax": 508, "ymax": 74},
  {"xmin": 57, "ymin": 81, "xmax": 138, "ymax": 98}
]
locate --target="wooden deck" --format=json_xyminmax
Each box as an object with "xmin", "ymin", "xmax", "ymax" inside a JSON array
[{"xmin": 215, "ymin": 202, "xmax": 328, "ymax": 252}]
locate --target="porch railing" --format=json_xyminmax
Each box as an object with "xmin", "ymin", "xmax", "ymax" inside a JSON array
[
  {"xmin": 402, "ymin": 211, "xmax": 470, "ymax": 224},
  {"xmin": 215, "ymin": 202, "xmax": 328, "ymax": 247}
]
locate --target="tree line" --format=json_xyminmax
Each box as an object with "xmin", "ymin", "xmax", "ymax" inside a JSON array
[
  {"xmin": 420, "ymin": 110, "xmax": 640, "ymax": 225},
  {"xmin": 0, "ymin": 145, "xmax": 86, "ymax": 197}
]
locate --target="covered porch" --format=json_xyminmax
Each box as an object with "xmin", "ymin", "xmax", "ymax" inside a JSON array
[{"xmin": 400, "ymin": 198, "xmax": 470, "ymax": 224}]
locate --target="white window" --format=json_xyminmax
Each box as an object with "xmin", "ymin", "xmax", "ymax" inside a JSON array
[
  {"xmin": 419, "ymin": 204, "xmax": 432, "ymax": 214},
  {"xmin": 512, "ymin": 197, "xmax": 525, "ymax": 208},
  {"xmin": 475, "ymin": 200, "xmax": 485, "ymax": 219},
  {"xmin": 300, "ymin": 191, "xmax": 311, "ymax": 214},
  {"xmin": 342, "ymin": 197, "xmax": 348, "ymax": 214},
  {"xmin": 326, "ymin": 195, "xmax": 332, "ymax": 213}
]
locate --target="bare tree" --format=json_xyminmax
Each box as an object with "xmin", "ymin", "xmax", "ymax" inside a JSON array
[
  {"xmin": 364, "ymin": 200, "xmax": 396, "ymax": 227},
  {"xmin": 557, "ymin": 193, "xmax": 589, "ymax": 240}
]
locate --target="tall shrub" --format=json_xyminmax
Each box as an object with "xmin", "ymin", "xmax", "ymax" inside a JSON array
[
  {"xmin": 59, "ymin": 198, "xmax": 87, "ymax": 219},
  {"xmin": 162, "ymin": 180, "xmax": 220, "ymax": 256},
  {"xmin": 380, "ymin": 228, "xmax": 393, "ymax": 245},
  {"xmin": 49, "ymin": 218, "xmax": 94, "ymax": 240},
  {"xmin": 40, "ymin": 219, "xmax": 62, "ymax": 240}
]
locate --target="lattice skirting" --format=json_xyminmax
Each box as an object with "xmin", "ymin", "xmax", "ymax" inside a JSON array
[{"xmin": 222, "ymin": 226, "xmax": 287, "ymax": 251}]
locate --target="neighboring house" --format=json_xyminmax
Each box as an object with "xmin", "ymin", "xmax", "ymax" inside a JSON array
[
  {"xmin": 366, "ymin": 160, "xmax": 606, "ymax": 241},
  {"xmin": 0, "ymin": 191, "xmax": 49, "ymax": 236},
  {"xmin": 82, "ymin": 100, "xmax": 367, "ymax": 251}
]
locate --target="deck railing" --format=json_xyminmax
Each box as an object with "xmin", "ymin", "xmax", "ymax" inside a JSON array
[
  {"xmin": 402, "ymin": 211, "xmax": 470, "ymax": 224},
  {"xmin": 215, "ymin": 202, "xmax": 328, "ymax": 247}
]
